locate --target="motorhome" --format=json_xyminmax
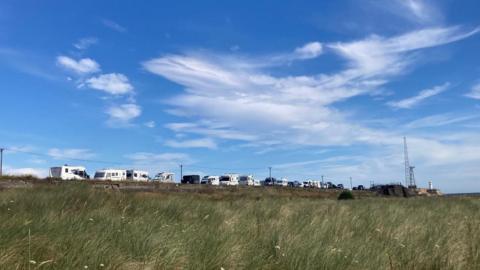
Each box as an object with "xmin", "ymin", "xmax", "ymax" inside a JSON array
[
  {"xmin": 153, "ymin": 172, "xmax": 175, "ymax": 183},
  {"xmin": 239, "ymin": 175, "xmax": 260, "ymax": 186},
  {"xmin": 182, "ymin": 175, "xmax": 201, "ymax": 184},
  {"xmin": 126, "ymin": 170, "xmax": 149, "ymax": 181},
  {"xmin": 219, "ymin": 174, "xmax": 239, "ymax": 186},
  {"xmin": 49, "ymin": 165, "xmax": 89, "ymax": 180},
  {"xmin": 274, "ymin": 178, "xmax": 288, "ymax": 187},
  {"xmin": 94, "ymin": 169, "xmax": 127, "ymax": 181},
  {"xmin": 201, "ymin": 175, "xmax": 220, "ymax": 185}
]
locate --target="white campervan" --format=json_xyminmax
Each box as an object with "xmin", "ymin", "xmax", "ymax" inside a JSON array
[
  {"xmin": 219, "ymin": 174, "xmax": 239, "ymax": 186},
  {"xmin": 201, "ymin": 175, "xmax": 220, "ymax": 185},
  {"xmin": 126, "ymin": 170, "xmax": 149, "ymax": 181},
  {"xmin": 274, "ymin": 178, "xmax": 288, "ymax": 187},
  {"xmin": 94, "ymin": 169, "xmax": 127, "ymax": 181},
  {"xmin": 239, "ymin": 175, "xmax": 260, "ymax": 186},
  {"xmin": 49, "ymin": 165, "xmax": 89, "ymax": 180},
  {"xmin": 153, "ymin": 172, "xmax": 175, "ymax": 183}
]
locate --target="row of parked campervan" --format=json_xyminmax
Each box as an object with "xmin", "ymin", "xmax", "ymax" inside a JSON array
[
  {"xmin": 48, "ymin": 165, "xmax": 346, "ymax": 189},
  {"xmin": 182, "ymin": 174, "xmax": 262, "ymax": 186},
  {"xmin": 48, "ymin": 165, "xmax": 175, "ymax": 182}
]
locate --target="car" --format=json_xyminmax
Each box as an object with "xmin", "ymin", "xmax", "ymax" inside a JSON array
[
  {"xmin": 357, "ymin": 185, "xmax": 365, "ymax": 190},
  {"xmin": 288, "ymin": 181, "xmax": 303, "ymax": 188},
  {"xmin": 264, "ymin": 177, "xmax": 277, "ymax": 186},
  {"xmin": 337, "ymin": 184, "xmax": 344, "ymax": 189}
]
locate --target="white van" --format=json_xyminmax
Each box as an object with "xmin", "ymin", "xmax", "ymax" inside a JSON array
[
  {"xmin": 201, "ymin": 175, "xmax": 220, "ymax": 185},
  {"xmin": 126, "ymin": 170, "xmax": 149, "ymax": 181},
  {"xmin": 239, "ymin": 175, "xmax": 260, "ymax": 186},
  {"xmin": 94, "ymin": 169, "xmax": 127, "ymax": 181},
  {"xmin": 49, "ymin": 165, "xmax": 89, "ymax": 180},
  {"xmin": 153, "ymin": 172, "xmax": 175, "ymax": 183},
  {"xmin": 274, "ymin": 178, "xmax": 288, "ymax": 187},
  {"xmin": 219, "ymin": 174, "xmax": 239, "ymax": 186}
]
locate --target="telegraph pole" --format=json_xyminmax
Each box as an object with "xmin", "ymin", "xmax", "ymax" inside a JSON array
[
  {"xmin": 0, "ymin": 148, "xmax": 4, "ymax": 176},
  {"xmin": 350, "ymin": 176, "xmax": 353, "ymax": 190},
  {"xmin": 180, "ymin": 164, "xmax": 183, "ymax": 182}
]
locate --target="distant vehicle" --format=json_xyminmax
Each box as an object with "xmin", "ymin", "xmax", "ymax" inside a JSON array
[
  {"xmin": 182, "ymin": 175, "xmax": 201, "ymax": 184},
  {"xmin": 152, "ymin": 172, "xmax": 175, "ymax": 183},
  {"xmin": 305, "ymin": 180, "xmax": 321, "ymax": 188},
  {"xmin": 239, "ymin": 175, "xmax": 259, "ymax": 186},
  {"xmin": 201, "ymin": 175, "xmax": 220, "ymax": 185},
  {"xmin": 219, "ymin": 174, "xmax": 239, "ymax": 186},
  {"xmin": 357, "ymin": 185, "xmax": 365, "ymax": 190},
  {"xmin": 264, "ymin": 177, "xmax": 277, "ymax": 186},
  {"xmin": 126, "ymin": 170, "xmax": 149, "ymax": 181},
  {"xmin": 94, "ymin": 169, "xmax": 127, "ymax": 181},
  {"xmin": 288, "ymin": 181, "xmax": 303, "ymax": 188},
  {"xmin": 337, "ymin": 184, "xmax": 344, "ymax": 189},
  {"xmin": 274, "ymin": 178, "xmax": 288, "ymax": 187},
  {"xmin": 49, "ymin": 165, "xmax": 89, "ymax": 180}
]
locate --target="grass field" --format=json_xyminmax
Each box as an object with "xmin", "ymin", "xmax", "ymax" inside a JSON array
[{"xmin": 0, "ymin": 182, "xmax": 479, "ymax": 270}]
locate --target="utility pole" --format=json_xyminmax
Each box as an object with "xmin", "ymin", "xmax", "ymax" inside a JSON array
[
  {"xmin": 321, "ymin": 175, "xmax": 324, "ymax": 188},
  {"xmin": 350, "ymin": 176, "xmax": 353, "ymax": 190},
  {"xmin": 0, "ymin": 148, "xmax": 4, "ymax": 177},
  {"xmin": 268, "ymin": 167, "xmax": 272, "ymax": 179},
  {"xmin": 180, "ymin": 164, "xmax": 183, "ymax": 183}
]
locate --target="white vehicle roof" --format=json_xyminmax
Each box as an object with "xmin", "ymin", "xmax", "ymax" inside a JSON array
[
  {"xmin": 51, "ymin": 165, "xmax": 86, "ymax": 170},
  {"xmin": 96, "ymin": 169, "xmax": 126, "ymax": 172}
]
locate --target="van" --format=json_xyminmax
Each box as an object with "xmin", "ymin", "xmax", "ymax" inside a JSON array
[
  {"xmin": 153, "ymin": 172, "xmax": 175, "ymax": 183},
  {"xmin": 201, "ymin": 175, "xmax": 220, "ymax": 185},
  {"xmin": 94, "ymin": 169, "xmax": 127, "ymax": 181},
  {"xmin": 219, "ymin": 174, "xmax": 239, "ymax": 186},
  {"xmin": 49, "ymin": 165, "xmax": 89, "ymax": 180},
  {"xmin": 239, "ymin": 175, "xmax": 260, "ymax": 186},
  {"xmin": 182, "ymin": 175, "xmax": 200, "ymax": 184}
]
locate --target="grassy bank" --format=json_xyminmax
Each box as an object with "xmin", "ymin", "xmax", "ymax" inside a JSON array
[{"xmin": 0, "ymin": 183, "xmax": 479, "ymax": 269}]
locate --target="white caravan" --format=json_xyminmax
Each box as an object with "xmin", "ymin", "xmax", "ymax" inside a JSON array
[
  {"xmin": 305, "ymin": 180, "xmax": 322, "ymax": 188},
  {"xmin": 49, "ymin": 165, "xmax": 89, "ymax": 180},
  {"xmin": 239, "ymin": 175, "xmax": 260, "ymax": 186},
  {"xmin": 219, "ymin": 174, "xmax": 240, "ymax": 186},
  {"xmin": 153, "ymin": 172, "xmax": 175, "ymax": 183},
  {"xmin": 94, "ymin": 169, "xmax": 127, "ymax": 181},
  {"xmin": 126, "ymin": 170, "xmax": 149, "ymax": 181},
  {"xmin": 201, "ymin": 175, "xmax": 220, "ymax": 185},
  {"xmin": 274, "ymin": 178, "xmax": 288, "ymax": 187}
]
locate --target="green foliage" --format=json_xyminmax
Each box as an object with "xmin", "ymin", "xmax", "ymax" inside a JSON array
[
  {"xmin": 0, "ymin": 183, "xmax": 479, "ymax": 269},
  {"xmin": 338, "ymin": 190, "xmax": 355, "ymax": 200}
]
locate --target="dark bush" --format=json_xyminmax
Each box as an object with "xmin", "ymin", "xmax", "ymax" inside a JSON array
[{"xmin": 338, "ymin": 190, "xmax": 354, "ymax": 200}]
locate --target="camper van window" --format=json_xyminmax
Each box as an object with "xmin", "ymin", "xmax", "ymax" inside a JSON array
[
  {"xmin": 65, "ymin": 168, "xmax": 69, "ymax": 173},
  {"xmin": 134, "ymin": 173, "xmax": 138, "ymax": 177},
  {"xmin": 94, "ymin": 172, "xmax": 105, "ymax": 178},
  {"xmin": 106, "ymin": 173, "xmax": 111, "ymax": 178}
]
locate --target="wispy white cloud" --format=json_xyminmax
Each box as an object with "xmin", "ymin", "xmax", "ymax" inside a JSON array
[
  {"xmin": 126, "ymin": 152, "xmax": 192, "ymax": 175},
  {"xmin": 48, "ymin": 148, "xmax": 95, "ymax": 160},
  {"xmin": 144, "ymin": 26, "xmax": 476, "ymax": 148},
  {"xmin": 102, "ymin": 19, "xmax": 127, "ymax": 33},
  {"xmin": 106, "ymin": 103, "xmax": 141, "ymax": 123},
  {"xmin": 57, "ymin": 56, "xmax": 100, "ymax": 74},
  {"xmin": 293, "ymin": 42, "xmax": 323, "ymax": 59},
  {"xmin": 395, "ymin": 0, "xmax": 441, "ymax": 24},
  {"xmin": 465, "ymin": 83, "xmax": 480, "ymax": 99},
  {"xmin": 144, "ymin": 121, "xmax": 156, "ymax": 128},
  {"xmin": 165, "ymin": 138, "xmax": 217, "ymax": 149},
  {"xmin": 387, "ymin": 82, "xmax": 449, "ymax": 109},
  {"xmin": 73, "ymin": 37, "xmax": 98, "ymax": 50},
  {"xmin": 85, "ymin": 73, "xmax": 133, "ymax": 95},
  {"xmin": 405, "ymin": 113, "xmax": 479, "ymax": 128}
]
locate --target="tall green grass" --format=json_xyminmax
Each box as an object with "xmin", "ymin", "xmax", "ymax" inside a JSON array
[{"xmin": 0, "ymin": 183, "xmax": 479, "ymax": 269}]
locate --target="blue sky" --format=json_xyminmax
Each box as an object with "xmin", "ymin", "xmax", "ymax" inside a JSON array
[{"xmin": 1, "ymin": 0, "xmax": 479, "ymax": 192}]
